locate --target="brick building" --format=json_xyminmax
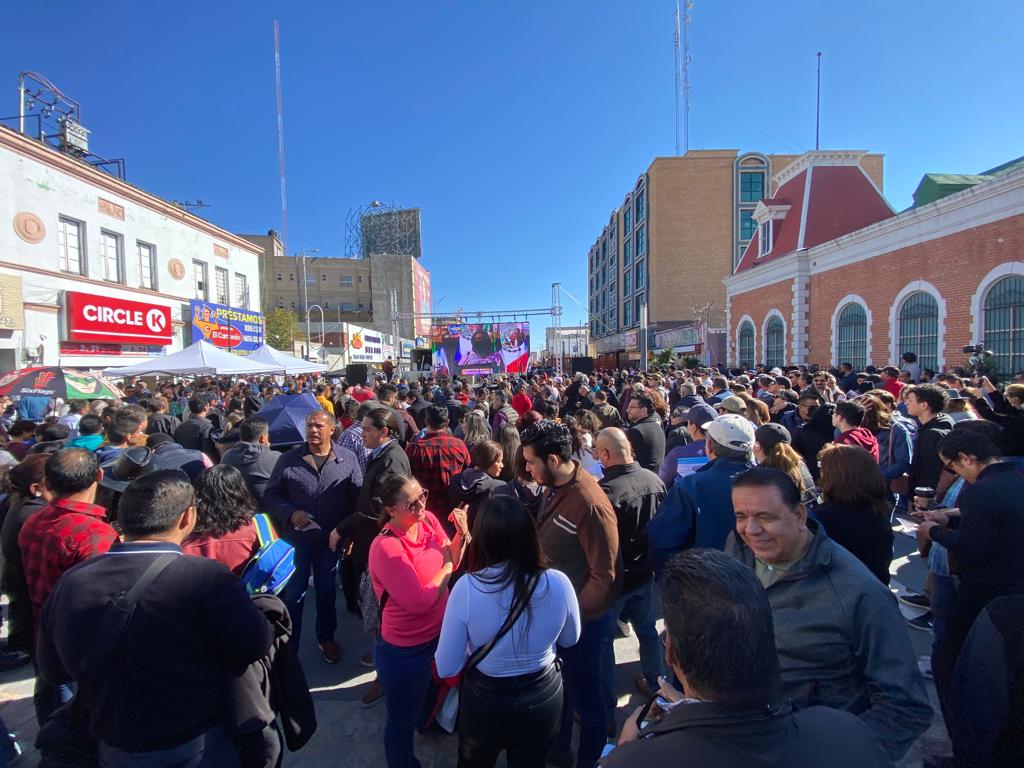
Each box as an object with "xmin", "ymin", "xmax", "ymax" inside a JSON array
[
  {"xmin": 724, "ymin": 150, "xmax": 1024, "ymax": 377},
  {"xmin": 587, "ymin": 149, "xmax": 884, "ymax": 368}
]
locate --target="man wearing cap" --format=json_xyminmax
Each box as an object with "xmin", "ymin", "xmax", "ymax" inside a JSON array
[
  {"xmin": 648, "ymin": 415, "xmax": 755, "ymax": 576},
  {"xmin": 657, "ymin": 402, "xmax": 717, "ymax": 491},
  {"xmin": 148, "ymin": 432, "xmax": 212, "ymax": 483},
  {"xmin": 715, "ymin": 394, "xmax": 746, "ymax": 418}
]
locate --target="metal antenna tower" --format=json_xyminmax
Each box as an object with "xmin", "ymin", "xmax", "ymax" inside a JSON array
[
  {"xmin": 273, "ymin": 21, "xmax": 289, "ymax": 256},
  {"xmin": 673, "ymin": 2, "xmax": 682, "ymax": 155},
  {"xmin": 682, "ymin": 1, "xmax": 693, "ymax": 153},
  {"xmin": 552, "ymin": 283, "xmax": 563, "ymax": 374}
]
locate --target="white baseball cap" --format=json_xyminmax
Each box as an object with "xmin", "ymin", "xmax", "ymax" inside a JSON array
[{"xmin": 705, "ymin": 414, "xmax": 755, "ymax": 453}]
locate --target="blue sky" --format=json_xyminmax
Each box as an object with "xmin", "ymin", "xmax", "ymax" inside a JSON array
[{"xmin": 5, "ymin": 1, "xmax": 1023, "ymax": 341}]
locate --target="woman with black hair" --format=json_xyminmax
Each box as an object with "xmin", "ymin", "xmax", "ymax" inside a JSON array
[
  {"xmin": 436, "ymin": 495, "xmax": 581, "ymax": 768},
  {"xmin": 182, "ymin": 464, "xmax": 260, "ymax": 575}
]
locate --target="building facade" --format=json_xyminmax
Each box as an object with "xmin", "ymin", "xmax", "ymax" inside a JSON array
[
  {"xmin": 544, "ymin": 325, "xmax": 590, "ymax": 360},
  {"xmin": 587, "ymin": 149, "xmax": 885, "ymax": 367},
  {"xmin": 724, "ymin": 151, "xmax": 1024, "ymax": 377},
  {"xmin": 0, "ymin": 126, "xmax": 262, "ymax": 371}
]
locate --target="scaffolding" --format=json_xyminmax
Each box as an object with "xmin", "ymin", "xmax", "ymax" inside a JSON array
[{"xmin": 344, "ymin": 201, "xmax": 422, "ymax": 259}]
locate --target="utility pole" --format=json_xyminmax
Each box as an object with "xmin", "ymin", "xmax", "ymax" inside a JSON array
[
  {"xmin": 273, "ymin": 21, "xmax": 289, "ymax": 257},
  {"xmin": 815, "ymin": 51, "xmax": 822, "ymax": 151}
]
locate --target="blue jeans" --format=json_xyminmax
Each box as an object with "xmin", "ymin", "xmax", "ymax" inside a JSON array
[
  {"xmin": 600, "ymin": 579, "xmax": 662, "ymax": 720},
  {"xmin": 32, "ymin": 656, "xmax": 73, "ymax": 726},
  {"xmin": 281, "ymin": 541, "xmax": 338, "ymax": 649},
  {"xmin": 375, "ymin": 637, "xmax": 437, "ymax": 768},
  {"xmin": 554, "ymin": 608, "xmax": 615, "ymax": 768},
  {"xmin": 98, "ymin": 725, "xmax": 240, "ymax": 768}
]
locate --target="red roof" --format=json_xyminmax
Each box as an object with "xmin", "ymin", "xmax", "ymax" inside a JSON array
[{"xmin": 734, "ymin": 163, "xmax": 893, "ymax": 273}]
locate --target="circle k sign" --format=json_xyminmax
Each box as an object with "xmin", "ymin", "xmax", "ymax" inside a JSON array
[{"xmin": 66, "ymin": 291, "xmax": 173, "ymax": 346}]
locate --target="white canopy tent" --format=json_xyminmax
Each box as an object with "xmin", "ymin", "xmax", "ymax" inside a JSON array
[
  {"xmin": 102, "ymin": 340, "xmax": 282, "ymax": 378},
  {"xmin": 246, "ymin": 344, "xmax": 326, "ymax": 375}
]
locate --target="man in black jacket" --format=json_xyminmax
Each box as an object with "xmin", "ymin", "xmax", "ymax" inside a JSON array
[
  {"xmin": 599, "ymin": 549, "xmax": 890, "ymax": 768},
  {"xmin": 905, "ymin": 383, "xmax": 954, "ymax": 492},
  {"xmin": 220, "ymin": 416, "xmax": 281, "ymax": 507},
  {"xmin": 625, "ymin": 391, "xmax": 665, "ymax": 473},
  {"xmin": 37, "ymin": 470, "xmax": 273, "ymax": 765},
  {"xmin": 173, "ymin": 395, "xmax": 218, "ymax": 462},
  {"xmin": 595, "ymin": 428, "xmax": 665, "ymax": 713}
]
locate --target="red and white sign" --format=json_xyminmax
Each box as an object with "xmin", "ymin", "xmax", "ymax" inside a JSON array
[{"xmin": 65, "ymin": 292, "xmax": 173, "ymax": 346}]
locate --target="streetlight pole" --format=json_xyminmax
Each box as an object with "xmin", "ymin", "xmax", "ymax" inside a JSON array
[{"xmin": 295, "ymin": 247, "xmax": 319, "ymax": 355}]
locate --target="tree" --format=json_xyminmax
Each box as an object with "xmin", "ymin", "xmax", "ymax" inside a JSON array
[{"xmin": 265, "ymin": 308, "xmax": 304, "ymax": 350}]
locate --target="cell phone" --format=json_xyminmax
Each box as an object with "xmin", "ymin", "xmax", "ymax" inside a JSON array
[{"xmin": 635, "ymin": 694, "xmax": 671, "ymax": 729}]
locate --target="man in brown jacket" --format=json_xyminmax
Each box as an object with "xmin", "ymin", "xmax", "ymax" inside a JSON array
[{"xmin": 522, "ymin": 419, "xmax": 621, "ymax": 768}]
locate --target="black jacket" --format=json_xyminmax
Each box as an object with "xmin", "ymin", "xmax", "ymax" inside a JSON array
[
  {"xmin": 598, "ymin": 462, "xmax": 665, "ymax": 591},
  {"xmin": 665, "ymin": 424, "xmax": 690, "ymax": 453},
  {"xmin": 447, "ymin": 468, "xmax": 505, "ymax": 530},
  {"xmin": 152, "ymin": 441, "xmax": 208, "ymax": 483},
  {"xmin": 792, "ymin": 404, "xmax": 835, "ymax": 482},
  {"xmin": 971, "ymin": 390, "xmax": 1024, "ymax": 457},
  {"xmin": 908, "ymin": 413, "xmax": 955, "ymax": 491},
  {"xmin": 339, "ymin": 440, "xmax": 411, "ymax": 571},
  {"xmin": 600, "ymin": 700, "xmax": 891, "ymax": 768},
  {"xmin": 814, "ymin": 502, "xmax": 893, "ymax": 585},
  {"xmin": 173, "ymin": 414, "xmax": 218, "ymax": 460},
  {"xmin": 626, "ymin": 415, "xmax": 666, "ymax": 474},
  {"xmin": 146, "ymin": 413, "xmax": 181, "ymax": 437},
  {"xmin": 407, "ymin": 397, "xmax": 429, "ymax": 428},
  {"xmin": 221, "ymin": 441, "xmax": 281, "ymax": 508},
  {"xmin": 0, "ymin": 494, "xmax": 46, "ymax": 653}
]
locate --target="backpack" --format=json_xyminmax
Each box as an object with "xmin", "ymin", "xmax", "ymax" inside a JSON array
[{"xmin": 241, "ymin": 514, "xmax": 296, "ymax": 596}]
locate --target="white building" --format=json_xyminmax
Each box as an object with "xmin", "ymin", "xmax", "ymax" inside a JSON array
[
  {"xmin": 0, "ymin": 126, "xmax": 263, "ymax": 370},
  {"xmin": 545, "ymin": 325, "xmax": 590, "ymax": 359}
]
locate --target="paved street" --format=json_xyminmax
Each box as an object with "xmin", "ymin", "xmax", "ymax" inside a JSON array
[{"xmin": 0, "ymin": 522, "xmax": 949, "ymax": 766}]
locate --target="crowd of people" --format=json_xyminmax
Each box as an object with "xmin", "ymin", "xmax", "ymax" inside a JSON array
[{"xmin": 0, "ymin": 354, "xmax": 1020, "ymax": 767}]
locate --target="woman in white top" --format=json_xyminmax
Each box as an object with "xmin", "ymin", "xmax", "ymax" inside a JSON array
[{"xmin": 436, "ymin": 495, "xmax": 581, "ymax": 768}]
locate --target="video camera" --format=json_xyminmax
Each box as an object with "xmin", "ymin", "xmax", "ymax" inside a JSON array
[{"xmin": 962, "ymin": 343, "xmax": 992, "ymax": 378}]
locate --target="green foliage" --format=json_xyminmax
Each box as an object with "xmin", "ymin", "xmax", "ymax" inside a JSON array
[
  {"xmin": 654, "ymin": 349, "xmax": 673, "ymax": 366},
  {"xmin": 265, "ymin": 308, "xmax": 304, "ymax": 350},
  {"xmin": 682, "ymin": 355, "xmax": 702, "ymax": 369}
]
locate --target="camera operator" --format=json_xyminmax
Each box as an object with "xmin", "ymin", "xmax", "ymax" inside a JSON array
[{"xmin": 964, "ymin": 375, "xmax": 1024, "ymax": 463}]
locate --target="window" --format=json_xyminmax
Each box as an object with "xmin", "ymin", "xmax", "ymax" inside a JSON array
[
  {"xmin": 289, "ymin": 272, "xmax": 295, "ymax": 281},
  {"xmin": 100, "ymin": 231, "xmax": 123, "ymax": 283},
  {"xmin": 635, "ymin": 260, "xmax": 646, "ymax": 290},
  {"xmin": 624, "ymin": 206, "xmax": 632, "ymax": 234},
  {"xmin": 339, "ymin": 274, "xmax": 353, "ymax": 288},
  {"xmin": 341, "ymin": 302, "xmax": 356, "ymax": 312},
  {"xmin": 837, "ymin": 303, "xmax": 868, "ymax": 369},
  {"xmin": 193, "ymin": 260, "xmax": 208, "ymax": 300},
  {"xmin": 635, "ymin": 225, "xmax": 646, "ymax": 257},
  {"xmin": 305, "ymin": 272, "xmax": 316, "ymax": 284},
  {"xmin": 740, "ymin": 171, "xmax": 765, "ymax": 203},
  {"xmin": 321, "ymin": 274, "xmax": 327, "ymax": 282},
  {"xmin": 623, "ymin": 300, "xmax": 632, "ymax": 326},
  {"xmin": 290, "ymin": 302, "xmax": 296, "ymax": 310},
  {"xmin": 58, "ymin": 217, "xmax": 85, "ymax": 275},
  {"xmin": 277, "ymin": 298, "xmax": 285, "ymax": 309},
  {"xmin": 898, "ymin": 292, "xmax": 939, "ymax": 371},
  {"xmin": 137, "ymin": 241, "xmax": 156, "ymax": 290},
  {"xmin": 739, "ymin": 321, "xmax": 755, "ymax": 367},
  {"xmin": 277, "ymin": 272, "xmax": 283, "ymax": 281},
  {"xmin": 983, "ymin": 276, "xmax": 1024, "ymax": 376},
  {"xmin": 634, "ymin": 190, "xmax": 646, "ymax": 222},
  {"xmin": 634, "ymin": 296, "xmax": 643, "ymax": 326},
  {"xmin": 740, "ymin": 209, "xmax": 757, "ymax": 241},
  {"xmin": 234, "ymin": 273, "xmax": 249, "ymax": 309},
  {"xmin": 765, "ymin": 315, "xmax": 785, "ymax": 368},
  {"xmin": 215, "ymin": 267, "xmax": 230, "ymax": 305},
  {"xmin": 759, "ymin": 221, "xmax": 772, "ymax": 256},
  {"xmin": 624, "ymin": 238, "xmax": 633, "ymax": 266},
  {"xmin": 358, "ymin": 275, "xmax": 364, "ymax": 283},
  {"xmin": 623, "ymin": 271, "xmax": 632, "ymax": 296}
]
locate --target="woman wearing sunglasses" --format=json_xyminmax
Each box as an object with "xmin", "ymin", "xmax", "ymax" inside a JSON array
[{"xmin": 369, "ymin": 473, "xmax": 469, "ymax": 768}]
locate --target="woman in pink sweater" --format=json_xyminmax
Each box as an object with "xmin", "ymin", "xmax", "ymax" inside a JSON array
[{"xmin": 369, "ymin": 473, "xmax": 469, "ymax": 768}]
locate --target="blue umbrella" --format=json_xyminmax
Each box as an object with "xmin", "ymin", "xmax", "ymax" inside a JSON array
[{"xmin": 256, "ymin": 393, "xmax": 322, "ymax": 447}]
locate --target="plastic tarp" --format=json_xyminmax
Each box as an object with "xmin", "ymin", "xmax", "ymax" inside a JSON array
[
  {"xmin": 247, "ymin": 344, "xmax": 326, "ymax": 375},
  {"xmin": 102, "ymin": 339, "xmax": 281, "ymax": 377},
  {"xmin": 256, "ymin": 392, "xmax": 322, "ymax": 446}
]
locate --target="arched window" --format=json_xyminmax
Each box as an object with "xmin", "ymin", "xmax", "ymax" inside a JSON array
[
  {"xmin": 738, "ymin": 321, "xmax": 755, "ymax": 367},
  {"xmin": 898, "ymin": 292, "xmax": 939, "ymax": 371},
  {"xmin": 765, "ymin": 315, "xmax": 785, "ymax": 368},
  {"xmin": 983, "ymin": 275, "xmax": 1024, "ymax": 376},
  {"xmin": 836, "ymin": 303, "xmax": 868, "ymax": 369}
]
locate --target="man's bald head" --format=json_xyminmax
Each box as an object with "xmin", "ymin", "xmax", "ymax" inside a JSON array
[{"xmin": 595, "ymin": 427, "xmax": 633, "ymax": 468}]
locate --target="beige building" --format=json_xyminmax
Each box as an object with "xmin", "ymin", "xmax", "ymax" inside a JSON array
[
  {"xmin": 239, "ymin": 230, "xmax": 430, "ymax": 341},
  {"xmin": 588, "ymin": 149, "xmax": 884, "ymax": 367}
]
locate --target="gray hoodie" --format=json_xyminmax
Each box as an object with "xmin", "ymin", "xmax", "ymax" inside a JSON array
[
  {"xmin": 726, "ymin": 521, "xmax": 932, "ymax": 760},
  {"xmin": 221, "ymin": 441, "xmax": 281, "ymax": 508}
]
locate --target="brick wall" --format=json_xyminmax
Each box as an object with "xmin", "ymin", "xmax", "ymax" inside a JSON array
[{"xmin": 728, "ymin": 277, "xmax": 794, "ymax": 365}]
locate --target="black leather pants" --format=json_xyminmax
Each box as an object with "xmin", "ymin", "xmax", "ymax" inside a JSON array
[{"xmin": 458, "ymin": 664, "xmax": 562, "ymax": 768}]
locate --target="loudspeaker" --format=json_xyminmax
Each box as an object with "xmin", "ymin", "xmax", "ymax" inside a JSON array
[
  {"xmin": 571, "ymin": 356, "xmax": 594, "ymax": 375},
  {"xmin": 345, "ymin": 363, "xmax": 368, "ymax": 386}
]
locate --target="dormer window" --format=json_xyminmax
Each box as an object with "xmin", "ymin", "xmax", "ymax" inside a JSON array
[{"xmin": 759, "ymin": 220, "xmax": 772, "ymax": 256}]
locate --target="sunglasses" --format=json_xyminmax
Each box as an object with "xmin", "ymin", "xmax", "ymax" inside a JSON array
[{"xmin": 396, "ymin": 490, "xmax": 429, "ymax": 511}]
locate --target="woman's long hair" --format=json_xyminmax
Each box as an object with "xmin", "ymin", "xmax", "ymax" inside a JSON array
[
  {"xmin": 462, "ymin": 410, "xmax": 491, "ymax": 448},
  {"xmin": 193, "ymin": 464, "xmax": 256, "ymax": 537},
  {"xmin": 759, "ymin": 441, "xmax": 808, "ymax": 494},
  {"xmin": 818, "ymin": 444, "xmax": 890, "ymax": 517},
  {"xmin": 466, "ymin": 495, "xmax": 548, "ymax": 630},
  {"xmin": 496, "ymin": 422, "xmax": 521, "ymax": 481}
]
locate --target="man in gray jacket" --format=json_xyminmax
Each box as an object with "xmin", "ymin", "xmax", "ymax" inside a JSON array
[
  {"xmin": 726, "ymin": 467, "xmax": 932, "ymax": 761},
  {"xmin": 220, "ymin": 416, "xmax": 280, "ymax": 507}
]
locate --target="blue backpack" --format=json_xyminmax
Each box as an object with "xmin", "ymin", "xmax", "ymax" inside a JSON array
[{"xmin": 241, "ymin": 514, "xmax": 296, "ymax": 596}]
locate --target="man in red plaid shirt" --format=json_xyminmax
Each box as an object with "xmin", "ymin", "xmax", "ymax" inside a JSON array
[
  {"xmin": 18, "ymin": 447, "xmax": 117, "ymax": 723},
  {"xmin": 405, "ymin": 404, "xmax": 470, "ymax": 528}
]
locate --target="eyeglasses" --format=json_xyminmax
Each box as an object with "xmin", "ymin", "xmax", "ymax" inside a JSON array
[
  {"xmin": 396, "ymin": 491, "xmax": 428, "ymax": 511},
  {"xmin": 942, "ymin": 458, "xmax": 959, "ymax": 473}
]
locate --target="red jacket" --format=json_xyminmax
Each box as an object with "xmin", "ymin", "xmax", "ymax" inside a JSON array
[
  {"xmin": 835, "ymin": 427, "xmax": 880, "ymax": 462},
  {"xmin": 512, "ymin": 392, "xmax": 533, "ymax": 416},
  {"xmin": 182, "ymin": 523, "xmax": 260, "ymax": 576}
]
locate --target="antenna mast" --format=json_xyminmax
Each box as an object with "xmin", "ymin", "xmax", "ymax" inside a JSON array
[
  {"xmin": 273, "ymin": 20, "xmax": 289, "ymax": 255},
  {"xmin": 682, "ymin": 1, "xmax": 692, "ymax": 153},
  {"xmin": 815, "ymin": 51, "xmax": 822, "ymax": 151},
  {"xmin": 673, "ymin": 1, "xmax": 682, "ymax": 156}
]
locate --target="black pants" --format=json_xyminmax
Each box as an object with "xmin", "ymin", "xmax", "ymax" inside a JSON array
[{"xmin": 458, "ymin": 665, "xmax": 562, "ymax": 768}]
